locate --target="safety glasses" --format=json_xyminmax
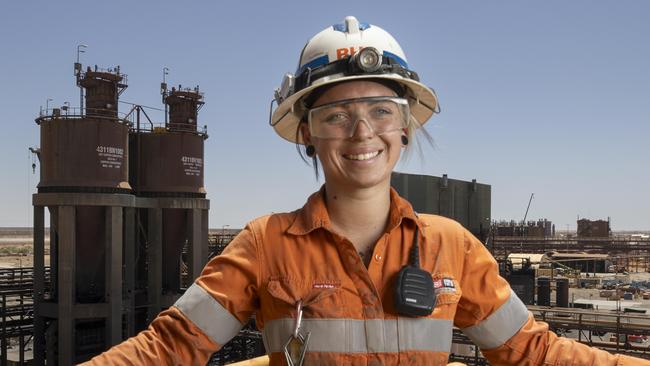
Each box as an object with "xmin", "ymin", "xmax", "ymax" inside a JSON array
[{"xmin": 307, "ymin": 96, "xmax": 409, "ymax": 139}]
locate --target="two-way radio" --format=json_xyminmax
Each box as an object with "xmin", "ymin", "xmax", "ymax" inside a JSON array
[{"xmin": 394, "ymin": 228, "xmax": 436, "ymax": 317}]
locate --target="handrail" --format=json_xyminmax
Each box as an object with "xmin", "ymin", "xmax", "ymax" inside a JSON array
[
  {"xmin": 78, "ymin": 65, "xmax": 128, "ymax": 86},
  {"xmin": 34, "ymin": 107, "xmax": 131, "ymax": 126},
  {"xmin": 35, "ymin": 106, "xmax": 208, "ymax": 137}
]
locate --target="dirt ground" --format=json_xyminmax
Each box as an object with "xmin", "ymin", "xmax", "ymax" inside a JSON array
[{"xmin": 0, "ymin": 233, "xmax": 49, "ymax": 268}]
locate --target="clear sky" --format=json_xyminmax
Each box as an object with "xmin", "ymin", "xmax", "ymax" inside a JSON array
[{"xmin": 1, "ymin": 1, "xmax": 648, "ymax": 230}]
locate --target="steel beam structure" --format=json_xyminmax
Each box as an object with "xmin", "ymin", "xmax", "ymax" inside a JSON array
[
  {"xmin": 123, "ymin": 207, "xmax": 136, "ymax": 338},
  {"xmin": 146, "ymin": 207, "xmax": 163, "ymax": 323},
  {"xmin": 33, "ymin": 193, "xmax": 129, "ymax": 365},
  {"xmin": 491, "ymin": 236, "xmax": 650, "ymax": 258},
  {"xmin": 33, "ymin": 205, "xmax": 45, "ymax": 365}
]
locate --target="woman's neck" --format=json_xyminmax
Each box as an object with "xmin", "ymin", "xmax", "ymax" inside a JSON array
[{"xmin": 323, "ymin": 181, "xmax": 391, "ymax": 251}]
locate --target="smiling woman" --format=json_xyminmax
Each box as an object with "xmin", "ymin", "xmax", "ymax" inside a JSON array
[
  {"xmin": 300, "ymin": 81, "xmax": 406, "ymax": 196},
  {"xmin": 82, "ymin": 16, "xmax": 650, "ymax": 366}
]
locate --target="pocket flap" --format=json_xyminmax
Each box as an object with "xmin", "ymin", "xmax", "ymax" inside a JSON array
[{"xmin": 267, "ymin": 277, "xmax": 340, "ymax": 307}]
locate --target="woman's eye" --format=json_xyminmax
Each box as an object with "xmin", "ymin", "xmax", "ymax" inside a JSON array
[
  {"xmin": 324, "ymin": 112, "xmax": 349, "ymax": 124},
  {"xmin": 371, "ymin": 105, "xmax": 394, "ymax": 118}
]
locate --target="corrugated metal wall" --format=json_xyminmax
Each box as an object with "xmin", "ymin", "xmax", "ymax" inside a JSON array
[{"xmin": 390, "ymin": 172, "xmax": 491, "ymax": 241}]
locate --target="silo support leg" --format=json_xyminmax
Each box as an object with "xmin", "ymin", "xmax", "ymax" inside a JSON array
[
  {"xmin": 123, "ymin": 207, "xmax": 136, "ymax": 337},
  {"xmin": 33, "ymin": 205, "xmax": 45, "ymax": 365},
  {"xmin": 147, "ymin": 208, "xmax": 163, "ymax": 324},
  {"xmin": 202, "ymin": 209, "xmax": 209, "ymax": 268},
  {"xmin": 58, "ymin": 206, "xmax": 76, "ymax": 366},
  {"xmin": 188, "ymin": 208, "xmax": 206, "ymax": 282},
  {"xmin": 105, "ymin": 206, "xmax": 123, "ymax": 346}
]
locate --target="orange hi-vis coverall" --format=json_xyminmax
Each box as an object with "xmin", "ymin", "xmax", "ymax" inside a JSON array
[{"xmin": 84, "ymin": 188, "xmax": 649, "ymax": 365}]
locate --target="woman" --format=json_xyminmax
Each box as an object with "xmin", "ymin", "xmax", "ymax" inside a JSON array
[{"xmin": 84, "ymin": 16, "xmax": 647, "ymax": 366}]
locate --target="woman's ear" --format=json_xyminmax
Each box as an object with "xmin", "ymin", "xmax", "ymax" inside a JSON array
[{"xmin": 299, "ymin": 123, "xmax": 312, "ymax": 146}]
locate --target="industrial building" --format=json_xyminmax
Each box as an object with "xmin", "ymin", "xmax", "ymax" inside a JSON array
[
  {"xmin": 390, "ymin": 172, "xmax": 491, "ymax": 241},
  {"xmin": 548, "ymin": 252, "xmax": 610, "ymax": 274},
  {"xmin": 578, "ymin": 218, "xmax": 612, "ymax": 238}
]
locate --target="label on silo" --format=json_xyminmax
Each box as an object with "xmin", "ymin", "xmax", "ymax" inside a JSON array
[
  {"xmin": 96, "ymin": 146, "xmax": 124, "ymax": 169},
  {"xmin": 181, "ymin": 156, "xmax": 203, "ymax": 176}
]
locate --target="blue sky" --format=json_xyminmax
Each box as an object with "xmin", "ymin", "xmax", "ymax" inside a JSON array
[{"xmin": 1, "ymin": 1, "xmax": 648, "ymax": 230}]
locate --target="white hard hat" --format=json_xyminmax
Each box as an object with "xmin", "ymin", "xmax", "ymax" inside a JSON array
[{"xmin": 270, "ymin": 16, "xmax": 439, "ymax": 143}]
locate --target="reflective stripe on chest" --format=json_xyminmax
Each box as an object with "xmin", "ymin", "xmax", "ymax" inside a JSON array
[{"xmin": 263, "ymin": 317, "xmax": 453, "ymax": 354}]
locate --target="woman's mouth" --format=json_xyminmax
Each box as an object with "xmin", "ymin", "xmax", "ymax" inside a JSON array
[{"xmin": 343, "ymin": 150, "xmax": 382, "ymax": 161}]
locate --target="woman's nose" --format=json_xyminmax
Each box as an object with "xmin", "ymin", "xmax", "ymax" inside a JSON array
[{"xmin": 349, "ymin": 118, "xmax": 375, "ymax": 139}]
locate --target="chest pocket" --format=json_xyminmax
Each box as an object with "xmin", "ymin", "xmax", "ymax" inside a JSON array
[
  {"xmin": 265, "ymin": 277, "xmax": 341, "ymax": 318},
  {"xmin": 431, "ymin": 274, "xmax": 462, "ymax": 319}
]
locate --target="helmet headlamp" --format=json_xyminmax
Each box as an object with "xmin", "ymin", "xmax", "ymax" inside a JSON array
[
  {"xmin": 289, "ymin": 53, "xmax": 420, "ymax": 101},
  {"xmin": 354, "ymin": 47, "xmax": 382, "ymax": 73}
]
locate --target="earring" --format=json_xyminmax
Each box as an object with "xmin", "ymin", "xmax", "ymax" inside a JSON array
[
  {"xmin": 401, "ymin": 135, "xmax": 409, "ymax": 146},
  {"xmin": 305, "ymin": 145, "xmax": 316, "ymax": 157}
]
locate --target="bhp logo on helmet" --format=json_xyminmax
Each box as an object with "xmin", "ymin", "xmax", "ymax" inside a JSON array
[{"xmin": 336, "ymin": 46, "xmax": 365, "ymax": 60}]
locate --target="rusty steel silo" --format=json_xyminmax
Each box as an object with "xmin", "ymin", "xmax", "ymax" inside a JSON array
[
  {"xmin": 128, "ymin": 82, "xmax": 209, "ymax": 328},
  {"xmin": 133, "ymin": 86, "xmax": 206, "ymax": 196},
  {"xmin": 38, "ymin": 66, "xmax": 130, "ymax": 193},
  {"xmin": 33, "ymin": 63, "xmax": 133, "ymax": 365}
]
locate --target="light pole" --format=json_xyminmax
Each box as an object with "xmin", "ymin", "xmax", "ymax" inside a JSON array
[
  {"xmin": 45, "ymin": 98, "xmax": 53, "ymax": 114},
  {"xmin": 163, "ymin": 67, "xmax": 169, "ymax": 84},
  {"xmin": 63, "ymin": 101, "xmax": 70, "ymax": 115},
  {"xmin": 163, "ymin": 67, "xmax": 169, "ymax": 125},
  {"xmin": 76, "ymin": 44, "xmax": 87, "ymax": 64},
  {"xmin": 76, "ymin": 44, "xmax": 88, "ymax": 113}
]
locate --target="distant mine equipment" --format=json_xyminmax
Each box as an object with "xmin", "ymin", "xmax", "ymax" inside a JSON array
[
  {"xmin": 494, "ymin": 219, "xmax": 555, "ymax": 237},
  {"xmin": 30, "ymin": 59, "xmax": 209, "ymax": 365},
  {"xmin": 390, "ymin": 172, "xmax": 491, "ymax": 241}
]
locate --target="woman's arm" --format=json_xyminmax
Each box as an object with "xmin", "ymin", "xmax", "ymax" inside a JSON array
[
  {"xmin": 455, "ymin": 230, "xmax": 649, "ymax": 366},
  {"xmin": 79, "ymin": 224, "xmax": 261, "ymax": 366}
]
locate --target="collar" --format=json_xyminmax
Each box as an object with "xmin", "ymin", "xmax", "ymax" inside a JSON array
[{"xmin": 286, "ymin": 185, "xmax": 426, "ymax": 236}]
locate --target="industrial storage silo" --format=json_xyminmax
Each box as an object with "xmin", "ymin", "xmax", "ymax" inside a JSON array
[
  {"xmin": 556, "ymin": 278, "xmax": 570, "ymax": 308},
  {"xmin": 33, "ymin": 64, "xmax": 131, "ymax": 365},
  {"xmin": 537, "ymin": 277, "xmax": 551, "ymax": 306},
  {"xmin": 38, "ymin": 66, "xmax": 130, "ymax": 193},
  {"xmin": 128, "ymin": 83, "xmax": 209, "ymax": 327},
  {"xmin": 130, "ymin": 85, "xmax": 206, "ymax": 196}
]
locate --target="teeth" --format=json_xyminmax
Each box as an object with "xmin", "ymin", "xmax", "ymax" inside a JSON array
[{"xmin": 345, "ymin": 151, "xmax": 380, "ymax": 161}]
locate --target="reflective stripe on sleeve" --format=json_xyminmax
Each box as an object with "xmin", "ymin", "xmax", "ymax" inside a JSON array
[
  {"xmin": 174, "ymin": 283, "xmax": 243, "ymax": 345},
  {"xmin": 263, "ymin": 317, "xmax": 453, "ymax": 353},
  {"xmin": 460, "ymin": 290, "xmax": 529, "ymax": 349}
]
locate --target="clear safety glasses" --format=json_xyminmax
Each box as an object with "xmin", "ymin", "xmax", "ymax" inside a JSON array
[{"xmin": 307, "ymin": 96, "xmax": 410, "ymax": 139}]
